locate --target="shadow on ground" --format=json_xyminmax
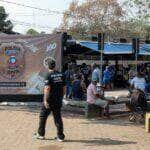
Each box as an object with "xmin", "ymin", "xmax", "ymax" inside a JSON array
[
  {"xmin": 65, "ymin": 138, "xmax": 137, "ymax": 146},
  {"xmin": 38, "ymin": 138, "xmax": 137, "ymax": 149}
]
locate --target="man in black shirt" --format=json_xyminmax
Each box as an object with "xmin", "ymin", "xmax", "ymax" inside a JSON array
[
  {"xmin": 35, "ymin": 58, "xmax": 66, "ymax": 141},
  {"xmin": 80, "ymin": 63, "xmax": 91, "ymax": 87}
]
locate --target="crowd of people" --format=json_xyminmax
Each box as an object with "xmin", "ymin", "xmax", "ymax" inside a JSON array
[
  {"xmin": 64, "ymin": 61, "xmax": 150, "ymax": 101},
  {"xmin": 64, "ymin": 62, "xmax": 91, "ymax": 100},
  {"xmin": 63, "ymin": 61, "xmax": 150, "ymax": 121}
]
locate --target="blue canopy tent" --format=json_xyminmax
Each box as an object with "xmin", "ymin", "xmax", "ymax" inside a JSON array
[
  {"xmin": 64, "ymin": 40, "xmax": 150, "ymax": 61},
  {"xmin": 79, "ymin": 41, "xmax": 133, "ymax": 54},
  {"xmin": 79, "ymin": 41, "xmax": 135, "ymax": 61},
  {"xmin": 79, "ymin": 41, "xmax": 150, "ymax": 55}
]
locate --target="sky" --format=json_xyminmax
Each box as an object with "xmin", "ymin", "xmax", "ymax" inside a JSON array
[
  {"xmin": 0, "ymin": 0, "xmax": 125, "ymax": 34},
  {"xmin": 0, "ymin": 0, "xmax": 84, "ymax": 34}
]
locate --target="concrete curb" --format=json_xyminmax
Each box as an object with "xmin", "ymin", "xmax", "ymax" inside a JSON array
[{"xmin": 0, "ymin": 102, "xmax": 41, "ymax": 107}]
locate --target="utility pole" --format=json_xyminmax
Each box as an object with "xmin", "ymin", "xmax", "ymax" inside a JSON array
[
  {"xmin": 132, "ymin": 38, "xmax": 139, "ymax": 73},
  {"xmin": 98, "ymin": 33, "xmax": 105, "ymax": 84}
]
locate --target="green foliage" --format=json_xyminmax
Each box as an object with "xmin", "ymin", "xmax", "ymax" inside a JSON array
[
  {"xmin": 26, "ymin": 28, "xmax": 39, "ymax": 36},
  {"xmin": 0, "ymin": 6, "xmax": 13, "ymax": 33},
  {"xmin": 123, "ymin": 0, "xmax": 150, "ymax": 38}
]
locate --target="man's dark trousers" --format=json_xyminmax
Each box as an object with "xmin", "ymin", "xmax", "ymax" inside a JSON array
[{"xmin": 38, "ymin": 103, "xmax": 63, "ymax": 137}]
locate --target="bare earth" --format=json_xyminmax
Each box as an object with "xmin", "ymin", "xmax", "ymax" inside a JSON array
[{"xmin": 0, "ymin": 105, "xmax": 149, "ymax": 150}]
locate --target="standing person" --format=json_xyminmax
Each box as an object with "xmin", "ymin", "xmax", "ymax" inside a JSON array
[
  {"xmin": 108, "ymin": 65, "xmax": 115, "ymax": 90},
  {"xmin": 145, "ymin": 82, "xmax": 150, "ymax": 93},
  {"xmin": 65, "ymin": 64, "xmax": 74, "ymax": 99},
  {"xmin": 128, "ymin": 66, "xmax": 136, "ymax": 85},
  {"xmin": 72, "ymin": 73, "xmax": 86, "ymax": 101},
  {"xmin": 116, "ymin": 65, "xmax": 124, "ymax": 87},
  {"xmin": 91, "ymin": 63, "xmax": 100, "ymax": 83},
  {"xmin": 80, "ymin": 63, "xmax": 91, "ymax": 87},
  {"xmin": 35, "ymin": 58, "xmax": 66, "ymax": 141},
  {"xmin": 102, "ymin": 66, "xmax": 111, "ymax": 89}
]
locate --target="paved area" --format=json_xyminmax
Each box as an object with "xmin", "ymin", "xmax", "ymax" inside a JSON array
[{"xmin": 0, "ymin": 105, "xmax": 150, "ymax": 150}]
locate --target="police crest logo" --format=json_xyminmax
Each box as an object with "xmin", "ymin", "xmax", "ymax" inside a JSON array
[{"xmin": 0, "ymin": 43, "xmax": 25, "ymax": 80}]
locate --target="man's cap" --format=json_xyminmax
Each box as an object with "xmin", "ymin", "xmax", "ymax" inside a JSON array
[{"xmin": 92, "ymin": 76, "xmax": 99, "ymax": 82}]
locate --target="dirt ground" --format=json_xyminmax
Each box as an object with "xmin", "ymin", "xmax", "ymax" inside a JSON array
[{"xmin": 0, "ymin": 105, "xmax": 149, "ymax": 150}]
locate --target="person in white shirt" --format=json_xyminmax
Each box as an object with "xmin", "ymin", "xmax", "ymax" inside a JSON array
[
  {"xmin": 130, "ymin": 72, "xmax": 146, "ymax": 92},
  {"xmin": 129, "ymin": 72, "xmax": 148, "ymax": 122},
  {"xmin": 91, "ymin": 63, "xmax": 100, "ymax": 82}
]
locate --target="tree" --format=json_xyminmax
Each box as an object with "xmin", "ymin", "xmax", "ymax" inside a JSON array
[
  {"xmin": 26, "ymin": 28, "xmax": 39, "ymax": 36},
  {"xmin": 60, "ymin": 0, "xmax": 149, "ymax": 40},
  {"xmin": 122, "ymin": 0, "xmax": 150, "ymax": 38},
  {"xmin": 60, "ymin": 0, "xmax": 124, "ymax": 40},
  {"xmin": 144, "ymin": 25, "xmax": 150, "ymax": 39},
  {"xmin": 0, "ymin": 6, "xmax": 13, "ymax": 33}
]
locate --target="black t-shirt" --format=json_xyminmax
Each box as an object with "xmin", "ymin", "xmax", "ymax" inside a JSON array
[
  {"xmin": 81, "ymin": 67, "xmax": 90, "ymax": 80},
  {"xmin": 44, "ymin": 71, "xmax": 66, "ymax": 107}
]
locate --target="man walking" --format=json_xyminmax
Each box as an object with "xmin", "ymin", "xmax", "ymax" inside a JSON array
[{"xmin": 35, "ymin": 58, "xmax": 66, "ymax": 141}]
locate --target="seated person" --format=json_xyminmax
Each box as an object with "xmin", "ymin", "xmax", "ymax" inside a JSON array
[
  {"xmin": 87, "ymin": 76, "xmax": 112, "ymax": 117},
  {"xmin": 128, "ymin": 72, "xmax": 148, "ymax": 121},
  {"xmin": 72, "ymin": 73, "xmax": 86, "ymax": 101},
  {"xmin": 130, "ymin": 71, "xmax": 146, "ymax": 92}
]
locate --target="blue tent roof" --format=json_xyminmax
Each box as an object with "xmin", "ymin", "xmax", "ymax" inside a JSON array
[
  {"xmin": 139, "ymin": 44, "xmax": 150, "ymax": 55},
  {"xmin": 79, "ymin": 41, "xmax": 150, "ymax": 55}
]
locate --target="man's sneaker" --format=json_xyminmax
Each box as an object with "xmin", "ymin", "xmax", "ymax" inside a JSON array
[
  {"xmin": 55, "ymin": 134, "xmax": 65, "ymax": 142},
  {"xmin": 55, "ymin": 137, "xmax": 64, "ymax": 142},
  {"xmin": 34, "ymin": 133, "xmax": 45, "ymax": 140}
]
